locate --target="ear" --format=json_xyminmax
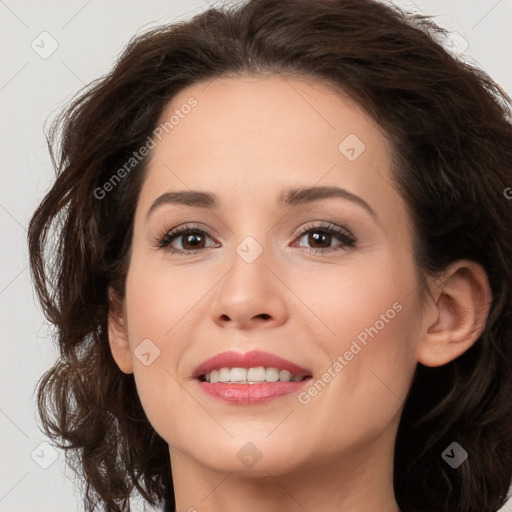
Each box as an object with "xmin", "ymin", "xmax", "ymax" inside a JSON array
[
  {"xmin": 107, "ymin": 287, "xmax": 133, "ymax": 374},
  {"xmin": 417, "ymin": 260, "xmax": 492, "ymax": 367}
]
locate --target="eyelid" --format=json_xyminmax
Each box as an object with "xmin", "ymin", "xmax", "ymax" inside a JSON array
[{"xmin": 293, "ymin": 221, "xmax": 355, "ymax": 241}]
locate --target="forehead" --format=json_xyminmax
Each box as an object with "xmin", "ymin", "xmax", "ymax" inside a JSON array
[
  {"xmin": 155, "ymin": 74, "xmax": 387, "ymax": 169},
  {"xmin": 138, "ymin": 74, "xmax": 409, "ymax": 238}
]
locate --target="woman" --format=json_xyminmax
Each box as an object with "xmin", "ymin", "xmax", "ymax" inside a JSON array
[{"xmin": 28, "ymin": 0, "xmax": 512, "ymax": 511}]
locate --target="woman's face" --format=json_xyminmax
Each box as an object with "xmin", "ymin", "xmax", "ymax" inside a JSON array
[{"xmin": 112, "ymin": 74, "xmax": 425, "ymax": 476}]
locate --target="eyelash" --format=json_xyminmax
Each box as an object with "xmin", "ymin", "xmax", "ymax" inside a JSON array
[{"xmin": 154, "ymin": 222, "xmax": 356, "ymax": 256}]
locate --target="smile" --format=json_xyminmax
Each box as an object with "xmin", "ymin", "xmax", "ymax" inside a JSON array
[{"xmin": 201, "ymin": 366, "xmax": 309, "ymax": 383}]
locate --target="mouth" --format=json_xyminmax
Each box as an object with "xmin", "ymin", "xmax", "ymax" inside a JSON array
[
  {"xmin": 193, "ymin": 350, "xmax": 313, "ymax": 404},
  {"xmin": 198, "ymin": 367, "xmax": 311, "ymax": 384},
  {"xmin": 193, "ymin": 349, "xmax": 313, "ymax": 381}
]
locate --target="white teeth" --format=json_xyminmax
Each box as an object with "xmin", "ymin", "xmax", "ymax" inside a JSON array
[
  {"xmin": 265, "ymin": 367, "xmax": 279, "ymax": 382},
  {"xmin": 247, "ymin": 366, "xmax": 266, "ymax": 381},
  {"xmin": 279, "ymin": 370, "xmax": 292, "ymax": 382},
  {"xmin": 229, "ymin": 367, "xmax": 247, "ymax": 382},
  {"xmin": 203, "ymin": 367, "xmax": 307, "ymax": 384},
  {"xmin": 218, "ymin": 368, "xmax": 230, "ymax": 382}
]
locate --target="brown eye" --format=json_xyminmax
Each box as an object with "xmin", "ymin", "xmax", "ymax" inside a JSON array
[
  {"xmin": 156, "ymin": 225, "xmax": 218, "ymax": 254},
  {"xmin": 293, "ymin": 223, "xmax": 356, "ymax": 254},
  {"xmin": 175, "ymin": 232, "xmax": 207, "ymax": 251},
  {"xmin": 305, "ymin": 230, "xmax": 333, "ymax": 249}
]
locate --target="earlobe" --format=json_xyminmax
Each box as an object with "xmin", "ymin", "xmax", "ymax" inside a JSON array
[
  {"xmin": 107, "ymin": 287, "xmax": 133, "ymax": 374},
  {"xmin": 417, "ymin": 261, "xmax": 492, "ymax": 367}
]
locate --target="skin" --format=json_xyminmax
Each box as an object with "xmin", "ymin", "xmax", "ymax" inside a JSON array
[{"xmin": 108, "ymin": 74, "xmax": 492, "ymax": 512}]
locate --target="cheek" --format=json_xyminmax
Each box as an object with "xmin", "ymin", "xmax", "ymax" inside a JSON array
[
  {"xmin": 288, "ymin": 250, "xmax": 417, "ymax": 347},
  {"xmin": 124, "ymin": 254, "xmax": 209, "ymax": 339},
  {"xmin": 289, "ymin": 254, "xmax": 419, "ymax": 423},
  {"xmin": 121, "ymin": 259, "xmax": 194, "ymax": 438}
]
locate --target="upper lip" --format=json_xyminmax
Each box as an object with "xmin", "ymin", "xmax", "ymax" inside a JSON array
[{"xmin": 192, "ymin": 350, "xmax": 312, "ymax": 379}]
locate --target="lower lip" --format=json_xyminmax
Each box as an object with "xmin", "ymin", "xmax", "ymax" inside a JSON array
[{"xmin": 196, "ymin": 379, "xmax": 312, "ymax": 405}]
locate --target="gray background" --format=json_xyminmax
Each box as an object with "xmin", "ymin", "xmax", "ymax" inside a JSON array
[{"xmin": 1, "ymin": 0, "xmax": 511, "ymax": 510}]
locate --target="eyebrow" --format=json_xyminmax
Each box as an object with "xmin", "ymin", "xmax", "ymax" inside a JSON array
[{"xmin": 145, "ymin": 185, "xmax": 377, "ymax": 221}]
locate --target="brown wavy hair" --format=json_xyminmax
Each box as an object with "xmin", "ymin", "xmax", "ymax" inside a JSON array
[{"xmin": 27, "ymin": 0, "xmax": 512, "ymax": 511}]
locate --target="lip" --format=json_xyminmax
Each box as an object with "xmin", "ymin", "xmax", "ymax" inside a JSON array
[
  {"xmin": 192, "ymin": 349, "xmax": 312, "ymax": 379},
  {"xmin": 192, "ymin": 350, "xmax": 313, "ymax": 406},
  {"xmin": 196, "ymin": 380, "xmax": 312, "ymax": 405}
]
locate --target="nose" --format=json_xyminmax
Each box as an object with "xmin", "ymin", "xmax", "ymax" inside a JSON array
[{"xmin": 209, "ymin": 239, "xmax": 288, "ymax": 330}]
